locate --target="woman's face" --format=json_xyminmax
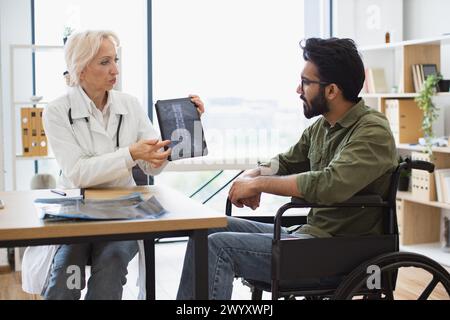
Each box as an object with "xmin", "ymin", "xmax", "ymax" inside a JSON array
[{"xmin": 80, "ymin": 38, "xmax": 119, "ymax": 93}]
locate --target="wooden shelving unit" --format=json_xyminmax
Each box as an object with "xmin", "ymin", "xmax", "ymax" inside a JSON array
[
  {"xmin": 397, "ymin": 144, "xmax": 450, "ymax": 154},
  {"xmin": 397, "ymin": 191, "xmax": 450, "ymax": 210},
  {"xmin": 361, "ymin": 36, "xmax": 450, "ymax": 267}
]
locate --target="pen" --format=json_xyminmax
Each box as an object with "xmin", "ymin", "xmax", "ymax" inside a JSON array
[{"xmin": 51, "ymin": 189, "xmax": 67, "ymax": 196}]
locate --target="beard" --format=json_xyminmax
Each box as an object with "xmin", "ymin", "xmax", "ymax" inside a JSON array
[{"xmin": 302, "ymin": 88, "xmax": 330, "ymax": 119}]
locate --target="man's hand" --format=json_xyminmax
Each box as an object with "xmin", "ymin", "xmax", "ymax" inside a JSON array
[
  {"xmin": 240, "ymin": 194, "xmax": 261, "ymax": 210},
  {"xmin": 229, "ymin": 174, "xmax": 303, "ymax": 210},
  {"xmin": 228, "ymin": 177, "xmax": 261, "ymax": 210},
  {"xmin": 129, "ymin": 139, "xmax": 171, "ymax": 168}
]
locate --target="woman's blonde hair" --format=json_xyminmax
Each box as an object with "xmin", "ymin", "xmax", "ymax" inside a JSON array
[{"xmin": 64, "ymin": 30, "xmax": 120, "ymax": 87}]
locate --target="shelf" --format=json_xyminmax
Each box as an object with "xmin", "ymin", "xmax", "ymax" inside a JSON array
[
  {"xmin": 165, "ymin": 156, "xmax": 263, "ymax": 172},
  {"xmin": 397, "ymin": 191, "xmax": 450, "ymax": 210},
  {"xmin": 361, "ymin": 93, "xmax": 419, "ymax": 99},
  {"xmin": 14, "ymin": 101, "xmax": 49, "ymax": 105},
  {"xmin": 359, "ymin": 35, "xmax": 450, "ymax": 52},
  {"xmin": 11, "ymin": 44, "xmax": 63, "ymax": 52},
  {"xmin": 397, "ymin": 144, "xmax": 450, "ymax": 154},
  {"xmin": 401, "ymin": 243, "xmax": 450, "ymax": 267},
  {"xmin": 16, "ymin": 155, "xmax": 55, "ymax": 161},
  {"xmin": 360, "ymin": 92, "xmax": 450, "ymax": 99}
]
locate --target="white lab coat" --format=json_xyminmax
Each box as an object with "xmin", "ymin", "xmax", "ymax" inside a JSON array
[{"xmin": 21, "ymin": 86, "xmax": 167, "ymax": 299}]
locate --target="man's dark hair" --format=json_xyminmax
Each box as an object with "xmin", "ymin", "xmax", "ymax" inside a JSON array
[{"xmin": 300, "ymin": 38, "xmax": 365, "ymax": 103}]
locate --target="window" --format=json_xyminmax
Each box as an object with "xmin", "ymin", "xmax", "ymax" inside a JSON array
[
  {"xmin": 15, "ymin": 0, "xmax": 147, "ymax": 190},
  {"xmin": 152, "ymin": 0, "xmax": 306, "ymax": 213},
  {"xmin": 33, "ymin": 0, "xmax": 147, "ymax": 103}
]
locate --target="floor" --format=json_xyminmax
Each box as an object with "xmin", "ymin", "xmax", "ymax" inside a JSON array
[
  {"xmin": 0, "ymin": 240, "xmax": 448, "ymax": 300},
  {"xmin": 121, "ymin": 239, "xmax": 261, "ymax": 300}
]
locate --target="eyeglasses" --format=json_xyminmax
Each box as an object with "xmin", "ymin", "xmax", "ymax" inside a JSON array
[{"xmin": 300, "ymin": 77, "xmax": 330, "ymax": 91}]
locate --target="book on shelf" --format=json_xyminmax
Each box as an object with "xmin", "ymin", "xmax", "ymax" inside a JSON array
[
  {"xmin": 20, "ymin": 108, "xmax": 31, "ymax": 156},
  {"xmin": 411, "ymin": 63, "xmax": 439, "ymax": 93},
  {"xmin": 445, "ymin": 176, "xmax": 450, "ymax": 204},
  {"xmin": 435, "ymin": 169, "xmax": 450, "ymax": 203},
  {"xmin": 364, "ymin": 68, "xmax": 388, "ymax": 94}
]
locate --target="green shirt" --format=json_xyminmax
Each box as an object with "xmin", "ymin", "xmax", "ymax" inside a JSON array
[{"xmin": 269, "ymin": 99, "xmax": 397, "ymax": 238}]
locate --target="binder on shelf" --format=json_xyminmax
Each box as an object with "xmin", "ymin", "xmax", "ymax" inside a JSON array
[
  {"xmin": 412, "ymin": 65, "xmax": 420, "ymax": 93},
  {"xmin": 30, "ymin": 108, "xmax": 39, "ymax": 156},
  {"xmin": 384, "ymin": 99, "xmax": 423, "ymax": 144},
  {"xmin": 37, "ymin": 108, "xmax": 48, "ymax": 156},
  {"xmin": 20, "ymin": 108, "xmax": 31, "ymax": 156},
  {"xmin": 20, "ymin": 107, "xmax": 46, "ymax": 157}
]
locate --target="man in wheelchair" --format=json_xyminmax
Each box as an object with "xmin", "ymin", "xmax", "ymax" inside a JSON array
[{"xmin": 176, "ymin": 38, "xmax": 447, "ymax": 300}]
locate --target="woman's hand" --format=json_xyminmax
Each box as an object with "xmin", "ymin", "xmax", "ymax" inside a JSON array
[
  {"xmin": 189, "ymin": 94, "xmax": 205, "ymax": 117},
  {"xmin": 129, "ymin": 139, "xmax": 171, "ymax": 168}
]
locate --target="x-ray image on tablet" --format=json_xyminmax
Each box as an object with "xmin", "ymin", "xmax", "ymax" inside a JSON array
[{"xmin": 155, "ymin": 98, "xmax": 208, "ymax": 161}]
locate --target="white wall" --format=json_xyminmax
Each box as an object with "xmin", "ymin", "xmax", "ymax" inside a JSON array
[
  {"xmin": 304, "ymin": 0, "xmax": 331, "ymax": 38},
  {"xmin": 0, "ymin": 0, "xmax": 33, "ymax": 191},
  {"xmin": 0, "ymin": 7, "xmax": 3, "ymax": 191},
  {"xmin": 333, "ymin": 0, "xmax": 403, "ymax": 46},
  {"xmin": 404, "ymin": 0, "xmax": 450, "ymax": 40}
]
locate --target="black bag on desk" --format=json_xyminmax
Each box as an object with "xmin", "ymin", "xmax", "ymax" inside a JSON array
[{"xmin": 155, "ymin": 97, "xmax": 208, "ymax": 161}]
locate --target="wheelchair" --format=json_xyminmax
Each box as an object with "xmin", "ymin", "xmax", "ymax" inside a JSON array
[{"xmin": 225, "ymin": 160, "xmax": 450, "ymax": 300}]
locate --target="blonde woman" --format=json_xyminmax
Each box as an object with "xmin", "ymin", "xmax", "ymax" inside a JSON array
[{"xmin": 21, "ymin": 30, "xmax": 204, "ymax": 299}]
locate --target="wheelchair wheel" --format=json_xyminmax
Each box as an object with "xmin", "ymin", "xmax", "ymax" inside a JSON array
[{"xmin": 333, "ymin": 252, "xmax": 450, "ymax": 300}]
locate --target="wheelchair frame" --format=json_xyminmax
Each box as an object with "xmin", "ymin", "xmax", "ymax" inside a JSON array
[{"xmin": 226, "ymin": 160, "xmax": 450, "ymax": 300}]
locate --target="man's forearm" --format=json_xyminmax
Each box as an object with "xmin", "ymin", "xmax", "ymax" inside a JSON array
[
  {"xmin": 254, "ymin": 175, "xmax": 303, "ymax": 198},
  {"xmin": 242, "ymin": 168, "xmax": 262, "ymax": 178}
]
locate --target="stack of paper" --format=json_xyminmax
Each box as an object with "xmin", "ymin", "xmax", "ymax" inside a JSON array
[{"xmin": 34, "ymin": 193, "xmax": 168, "ymax": 221}]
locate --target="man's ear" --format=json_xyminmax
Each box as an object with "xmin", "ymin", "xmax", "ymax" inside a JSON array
[{"xmin": 325, "ymin": 83, "xmax": 340, "ymax": 100}]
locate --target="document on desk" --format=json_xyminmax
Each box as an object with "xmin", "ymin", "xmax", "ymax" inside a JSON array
[{"xmin": 34, "ymin": 193, "xmax": 168, "ymax": 221}]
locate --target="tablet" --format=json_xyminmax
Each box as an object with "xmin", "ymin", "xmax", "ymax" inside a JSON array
[{"xmin": 155, "ymin": 97, "xmax": 208, "ymax": 161}]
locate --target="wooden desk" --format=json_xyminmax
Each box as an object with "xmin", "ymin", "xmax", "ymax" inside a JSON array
[{"xmin": 0, "ymin": 185, "xmax": 227, "ymax": 299}]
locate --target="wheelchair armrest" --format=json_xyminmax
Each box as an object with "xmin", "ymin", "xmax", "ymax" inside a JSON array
[
  {"xmin": 225, "ymin": 198, "xmax": 306, "ymax": 226},
  {"xmin": 272, "ymin": 194, "xmax": 389, "ymax": 240},
  {"xmin": 290, "ymin": 194, "xmax": 386, "ymax": 207}
]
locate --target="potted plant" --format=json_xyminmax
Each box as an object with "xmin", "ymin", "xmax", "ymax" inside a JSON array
[
  {"xmin": 415, "ymin": 74, "xmax": 442, "ymax": 155},
  {"xmin": 398, "ymin": 156, "xmax": 411, "ymax": 191}
]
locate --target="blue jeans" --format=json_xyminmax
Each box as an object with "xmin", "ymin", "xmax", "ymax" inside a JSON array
[
  {"xmin": 176, "ymin": 216, "xmax": 314, "ymax": 300},
  {"xmin": 42, "ymin": 241, "xmax": 138, "ymax": 300}
]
